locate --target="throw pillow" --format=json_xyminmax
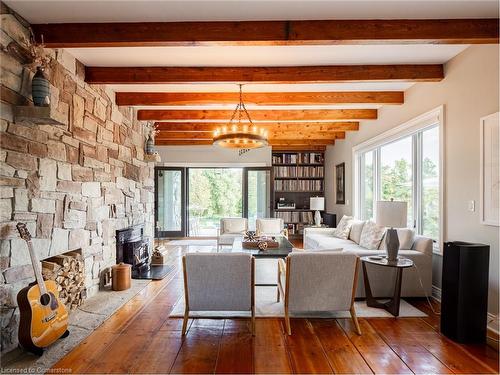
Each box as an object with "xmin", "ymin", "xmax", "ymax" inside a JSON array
[
  {"xmin": 224, "ymin": 219, "xmax": 246, "ymax": 234},
  {"xmin": 348, "ymin": 220, "xmax": 365, "ymax": 244},
  {"xmin": 359, "ymin": 220, "xmax": 386, "ymax": 250},
  {"xmin": 332, "ymin": 215, "xmax": 353, "ymax": 239}
]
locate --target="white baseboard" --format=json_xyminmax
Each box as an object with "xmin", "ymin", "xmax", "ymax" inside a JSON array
[{"xmin": 431, "ymin": 285, "xmax": 441, "ymax": 301}]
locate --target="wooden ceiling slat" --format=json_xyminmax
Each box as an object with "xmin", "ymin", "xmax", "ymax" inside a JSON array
[
  {"xmin": 138, "ymin": 109, "xmax": 376, "ymax": 121},
  {"xmin": 155, "ymin": 131, "xmax": 346, "ymax": 140},
  {"xmin": 116, "ymin": 91, "xmax": 404, "ymax": 106},
  {"xmin": 86, "ymin": 65, "xmax": 443, "ymax": 84},
  {"xmin": 154, "ymin": 122, "xmax": 359, "ymax": 132},
  {"xmin": 33, "ymin": 19, "xmax": 499, "ymax": 47}
]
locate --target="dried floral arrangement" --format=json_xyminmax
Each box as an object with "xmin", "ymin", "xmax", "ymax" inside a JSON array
[{"xmin": 146, "ymin": 121, "xmax": 160, "ymax": 139}]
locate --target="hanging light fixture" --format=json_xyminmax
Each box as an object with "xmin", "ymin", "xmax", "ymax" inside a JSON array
[{"xmin": 213, "ymin": 84, "xmax": 268, "ymax": 149}]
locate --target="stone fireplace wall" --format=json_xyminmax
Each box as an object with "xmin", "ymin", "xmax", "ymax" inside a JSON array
[{"xmin": 0, "ymin": 4, "xmax": 155, "ymax": 352}]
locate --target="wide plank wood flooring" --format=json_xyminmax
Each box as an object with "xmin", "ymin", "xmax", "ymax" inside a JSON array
[{"xmin": 50, "ymin": 242, "xmax": 499, "ymax": 374}]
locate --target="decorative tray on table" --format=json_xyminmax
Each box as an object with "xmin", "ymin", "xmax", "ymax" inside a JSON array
[{"xmin": 242, "ymin": 233, "xmax": 279, "ymax": 250}]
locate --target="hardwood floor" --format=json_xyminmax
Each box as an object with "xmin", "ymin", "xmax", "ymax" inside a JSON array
[{"xmin": 51, "ymin": 242, "xmax": 499, "ymax": 374}]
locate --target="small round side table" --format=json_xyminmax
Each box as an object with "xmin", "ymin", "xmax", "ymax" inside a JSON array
[{"xmin": 360, "ymin": 256, "xmax": 414, "ymax": 317}]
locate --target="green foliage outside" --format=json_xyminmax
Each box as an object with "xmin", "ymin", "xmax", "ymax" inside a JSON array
[
  {"xmin": 362, "ymin": 157, "xmax": 439, "ymax": 240},
  {"xmin": 189, "ymin": 169, "xmax": 243, "ymax": 228}
]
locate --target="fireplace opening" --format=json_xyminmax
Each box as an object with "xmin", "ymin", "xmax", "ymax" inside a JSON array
[{"xmin": 115, "ymin": 225, "xmax": 170, "ymax": 280}]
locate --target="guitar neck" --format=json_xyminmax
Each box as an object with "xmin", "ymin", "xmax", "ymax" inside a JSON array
[{"xmin": 26, "ymin": 240, "xmax": 47, "ymax": 295}]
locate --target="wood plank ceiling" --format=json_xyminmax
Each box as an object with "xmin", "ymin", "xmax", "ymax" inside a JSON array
[{"xmin": 33, "ymin": 18, "xmax": 499, "ymax": 150}]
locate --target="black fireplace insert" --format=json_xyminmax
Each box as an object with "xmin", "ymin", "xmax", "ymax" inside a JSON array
[{"xmin": 116, "ymin": 224, "xmax": 170, "ymax": 280}]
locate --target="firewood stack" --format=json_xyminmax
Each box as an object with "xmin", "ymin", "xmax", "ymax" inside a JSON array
[{"xmin": 41, "ymin": 251, "xmax": 87, "ymax": 310}]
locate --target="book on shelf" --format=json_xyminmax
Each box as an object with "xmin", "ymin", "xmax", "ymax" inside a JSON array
[
  {"xmin": 275, "ymin": 210, "xmax": 314, "ymax": 224},
  {"xmin": 273, "ymin": 166, "xmax": 324, "ymax": 178},
  {"xmin": 272, "ymin": 152, "xmax": 324, "ymax": 165},
  {"xmin": 274, "ymin": 179, "xmax": 323, "ymax": 192}
]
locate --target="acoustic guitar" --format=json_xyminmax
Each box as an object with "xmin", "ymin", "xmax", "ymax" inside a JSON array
[{"xmin": 16, "ymin": 223, "xmax": 69, "ymax": 355}]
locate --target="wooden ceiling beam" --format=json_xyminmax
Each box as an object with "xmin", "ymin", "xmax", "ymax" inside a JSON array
[
  {"xmin": 272, "ymin": 145, "xmax": 328, "ymax": 151},
  {"xmin": 86, "ymin": 65, "xmax": 443, "ymax": 84},
  {"xmin": 154, "ymin": 122, "xmax": 359, "ymax": 132},
  {"xmin": 33, "ymin": 19, "xmax": 499, "ymax": 48},
  {"xmin": 138, "ymin": 109, "xmax": 376, "ymax": 121},
  {"xmin": 155, "ymin": 131, "xmax": 346, "ymax": 140},
  {"xmin": 116, "ymin": 91, "xmax": 404, "ymax": 106},
  {"xmin": 154, "ymin": 139, "xmax": 335, "ymax": 146}
]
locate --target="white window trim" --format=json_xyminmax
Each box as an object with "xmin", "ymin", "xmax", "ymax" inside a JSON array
[{"xmin": 352, "ymin": 105, "xmax": 445, "ymax": 254}]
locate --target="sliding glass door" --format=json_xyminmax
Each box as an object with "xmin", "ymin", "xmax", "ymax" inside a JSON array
[
  {"xmin": 188, "ymin": 168, "xmax": 243, "ymax": 236},
  {"xmin": 244, "ymin": 168, "xmax": 272, "ymax": 231},
  {"xmin": 155, "ymin": 166, "xmax": 272, "ymax": 238},
  {"xmin": 155, "ymin": 167, "xmax": 186, "ymax": 237}
]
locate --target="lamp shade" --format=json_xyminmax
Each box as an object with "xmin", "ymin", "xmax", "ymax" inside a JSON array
[
  {"xmin": 310, "ymin": 197, "xmax": 325, "ymax": 211},
  {"xmin": 376, "ymin": 200, "xmax": 407, "ymax": 228}
]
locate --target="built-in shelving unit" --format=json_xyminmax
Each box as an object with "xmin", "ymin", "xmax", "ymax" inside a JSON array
[{"xmin": 272, "ymin": 151, "xmax": 325, "ymax": 238}]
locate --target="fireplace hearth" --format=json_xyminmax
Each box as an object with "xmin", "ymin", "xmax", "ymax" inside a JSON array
[{"xmin": 116, "ymin": 225, "xmax": 170, "ymax": 280}]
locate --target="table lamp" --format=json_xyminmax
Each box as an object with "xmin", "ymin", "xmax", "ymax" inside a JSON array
[
  {"xmin": 310, "ymin": 197, "xmax": 325, "ymax": 227},
  {"xmin": 376, "ymin": 200, "xmax": 407, "ymax": 261}
]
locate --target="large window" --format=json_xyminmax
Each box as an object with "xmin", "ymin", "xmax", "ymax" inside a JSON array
[{"xmin": 354, "ymin": 107, "xmax": 443, "ymax": 251}]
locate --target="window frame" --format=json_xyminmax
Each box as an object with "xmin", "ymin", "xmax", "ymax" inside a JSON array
[{"xmin": 353, "ymin": 106, "xmax": 445, "ymax": 254}]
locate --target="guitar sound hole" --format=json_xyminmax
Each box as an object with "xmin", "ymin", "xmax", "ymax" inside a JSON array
[{"xmin": 39, "ymin": 293, "xmax": 51, "ymax": 306}]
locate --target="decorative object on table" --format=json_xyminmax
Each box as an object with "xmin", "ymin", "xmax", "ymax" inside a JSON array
[
  {"xmin": 213, "ymin": 84, "xmax": 268, "ymax": 149},
  {"xmin": 310, "ymin": 196, "xmax": 325, "ymax": 226},
  {"xmin": 16, "ymin": 223, "xmax": 69, "ymax": 356},
  {"xmin": 479, "ymin": 112, "xmax": 499, "ymax": 226},
  {"xmin": 376, "ymin": 200, "xmax": 407, "ymax": 261},
  {"xmin": 335, "ymin": 162, "xmax": 346, "ymax": 204},
  {"xmin": 245, "ymin": 231, "xmax": 256, "ymax": 240},
  {"xmin": 441, "ymin": 241, "xmax": 490, "ymax": 343},
  {"xmin": 360, "ymin": 255, "xmax": 414, "ymax": 317},
  {"xmin": 111, "ymin": 262, "xmax": 132, "ymax": 291},
  {"xmin": 22, "ymin": 32, "xmax": 52, "ymax": 107},
  {"xmin": 258, "ymin": 241, "xmax": 268, "ymax": 251},
  {"xmin": 242, "ymin": 236, "xmax": 279, "ymax": 249}
]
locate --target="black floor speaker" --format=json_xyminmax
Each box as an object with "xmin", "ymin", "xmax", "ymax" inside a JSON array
[{"xmin": 441, "ymin": 241, "xmax": 489, "ymax": 343}]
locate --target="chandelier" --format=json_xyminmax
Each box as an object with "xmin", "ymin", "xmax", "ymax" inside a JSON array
[{"xmin": 213, "ymin": 85, "xmax": 268, "ymax": 149}]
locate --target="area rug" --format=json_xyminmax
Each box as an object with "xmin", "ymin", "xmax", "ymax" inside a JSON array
[
  {"xmin": 169, "ymin": 286, "xmax": 427, "ymax": 318},
  {"xmin": 168, "ymin": 239, "xmax": 217, "ymax": 246}
]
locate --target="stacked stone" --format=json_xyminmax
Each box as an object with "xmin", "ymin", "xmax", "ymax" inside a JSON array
[{"xmin": 0, "ymin": 4, "xmax": 155, "ymax": 353}]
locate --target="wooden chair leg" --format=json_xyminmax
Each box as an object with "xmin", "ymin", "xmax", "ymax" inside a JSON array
[
  {"xmin": 350, "ymin": 306, "xmax": 361, "ymax": 335},
  {"xmin": 251, "ymin": 308, "xmax": 256, "ymax": 336},
  {"xmin": 285, "ymin": 307, "xmax": 291, "ymax": 335},
  {"xmin": 182, "ymin": 308, "xmax": 189, "ymax": 336},
  {"xmin": 277, "ymin": 266, "xmax": 281, "ymax": 302}
]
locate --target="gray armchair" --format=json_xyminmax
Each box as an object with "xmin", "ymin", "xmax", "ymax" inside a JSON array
[
  {"xmin": 182, "ymin": 253, "xmax": 255, "ymax": 335},
  {"xmin": 277, "ymin": 252, "xmax": 361, "ymax": 335}
]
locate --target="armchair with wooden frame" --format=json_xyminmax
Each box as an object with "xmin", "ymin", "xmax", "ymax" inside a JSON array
[
  {"xmin": 182, "ymin": 253, "xmax": 255, "ymax": 335},
  {"xmin": 277, "ymin": 252, "xmax": 361, "ymax": 336}
]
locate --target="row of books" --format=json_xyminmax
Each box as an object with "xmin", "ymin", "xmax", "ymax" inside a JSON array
[
  {"xmin": 274, "ymin": 179, "xmax": 323, "ymax": 191},
  {"xmin": 272, "ymin": 152, "xmax": 324, "ymax": 165},
  {"xmin": 275, "ymin": 211, "xmax": 314, "ymax": 224},
  {"xmin": 273, "ymin": 166, "xmax": 324, "ymax": 178}
]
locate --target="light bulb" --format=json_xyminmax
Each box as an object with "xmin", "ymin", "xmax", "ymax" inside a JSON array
[
  {"xmin": 222, "ymin": 126, "xmax": 227, "ymax": 133},
  {"xmin": 252, "ymin": 126, "xmax": 257, "ymax": 133},
  {"xmin": 243, "ymin": 125, "xmax": 248, "ymax": 132},
  {"xmin": 232, "ymin": 125, "xmax": 237, "ymax": 132}
]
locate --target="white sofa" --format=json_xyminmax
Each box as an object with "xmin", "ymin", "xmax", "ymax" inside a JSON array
[{"xmin": 303, "ymin": 225, "xmax": 433, "ymax": 298}]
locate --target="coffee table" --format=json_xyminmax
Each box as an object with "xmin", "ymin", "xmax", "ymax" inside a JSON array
[
  {"xmin": 229, "ymin": 236, "xmax": 293, "ymax": 259},
  {"xmin": 360, "ymin": 256, "xmax": 414, "ymax": 317},
  {"xmin": 222, "ymin": 236, "xmax": 293, "ymax": 286}
]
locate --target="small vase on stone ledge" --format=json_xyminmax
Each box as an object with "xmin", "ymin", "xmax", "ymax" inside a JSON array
[{"xmin": 32, "ymin": 66, "xmax": 50, "ymax": 107}]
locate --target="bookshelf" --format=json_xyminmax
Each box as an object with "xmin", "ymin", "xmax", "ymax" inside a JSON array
[{"xmin": 272, "ymin": 151, "xmax": 325, "ymax": 238}]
